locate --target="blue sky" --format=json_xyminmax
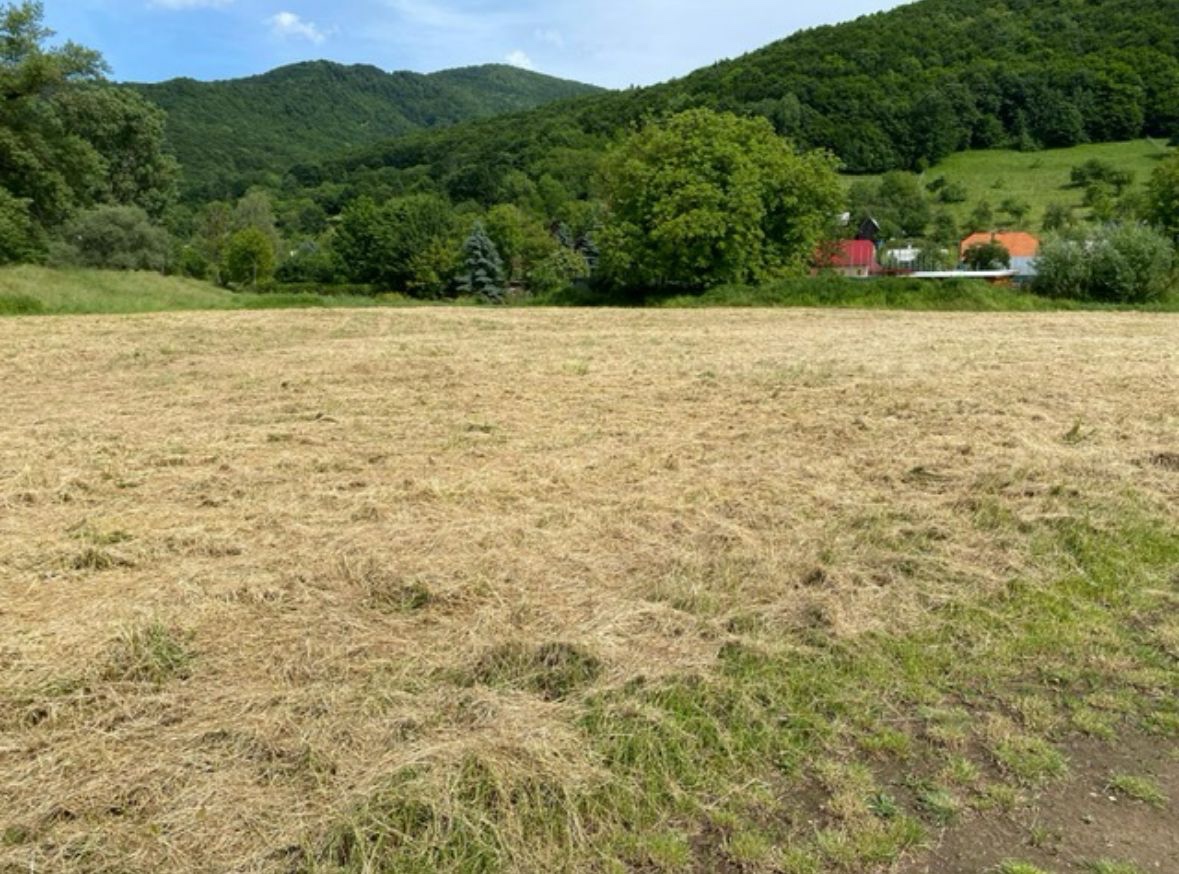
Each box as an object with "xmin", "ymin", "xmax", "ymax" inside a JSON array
[{"xmin": 47, "ymin": 1, "xmax": 903, "ymax": 87}]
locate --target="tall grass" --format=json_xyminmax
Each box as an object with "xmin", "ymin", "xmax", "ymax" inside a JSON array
[
  {"xmin": 0, "ymin": 266, "xmax": 386, "ymax": 316},
  {"xmin": 532, "ymin": 276, "xmax": 1179, "ymax": 311}
]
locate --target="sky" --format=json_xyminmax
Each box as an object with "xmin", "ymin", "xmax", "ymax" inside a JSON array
[{"xmin": 45, "ymin": 1, "xmax": 904, "ymax": 88}]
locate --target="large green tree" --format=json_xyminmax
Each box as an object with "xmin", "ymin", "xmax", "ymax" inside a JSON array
[
  {"xmin": 222, "ymin": 227, "xmax": 276, "ymax": 287},
  {"xmin": 333, "ymin": 193, "xmax": 459, "ymax": 293},
  {"xmin": 597, "ymin": 109, "xmax": 841, "ymax": 290},
  {"xmin": 0, "ymin": 2, "xmax": 176, "ymax": 249}
]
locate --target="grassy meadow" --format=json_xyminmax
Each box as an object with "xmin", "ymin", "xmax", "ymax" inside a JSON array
[
  {"xmin": 847, "ymin": 138, "xmax": 1175, "ymax": 232},
  {"xmin": 0, "ymin": 266, "xmax": 388, "ymax": 316},
  {"xmin": 1, "ymin": 308, "xmax": 1176, "ymax": 873}
]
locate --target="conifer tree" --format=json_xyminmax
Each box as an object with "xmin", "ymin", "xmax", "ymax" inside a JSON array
[{"xmin": 457, "ymin": 222, "xmax": 506, "ymax": 303}]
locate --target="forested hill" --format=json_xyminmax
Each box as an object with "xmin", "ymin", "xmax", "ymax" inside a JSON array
[
  {"xmin": 300, "ymin": 0, "xmax": 1179, "ymax": 207},
  {"xmin": 131, "ymin": 62, "xmax": 602, "ymax": 198}
]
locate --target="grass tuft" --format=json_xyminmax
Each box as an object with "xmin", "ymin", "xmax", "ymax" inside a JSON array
[
  {"xmin": 1107, "ymin": 774, "xmax": 1169, "ymax": 809},
  {"xmin": 472, "ymin": 642, "xmax": 603, "ymax": 701},
  {"xmin": 1084, "ymin": 861, "xmax": 1147, "ymax": 874},
  {"xmin": 995, "ymin": 863, "xmax": 1054, "ymax": 874},
  {"xmin": 102, "ymin": 621, "xmax": 195, "ymax": 684}
]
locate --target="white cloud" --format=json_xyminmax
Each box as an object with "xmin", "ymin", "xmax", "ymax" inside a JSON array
[
  {"xmin": 535, "ymin": 28, "xmax": 564, "ymax": 48},
  {"xmin": 504, "ymin": 49, "xmax": 535, "ymax": 71},
  {"xmin": 384, "ymin": 0, "xmax": 481, "ymax": 32},
  {"xmin": 148, "ymin": 0, "xmax": 232, "ymax": 8},
  {"xmin": 268, "ymin": 11, "xmax": 328, "ymax": 44}
]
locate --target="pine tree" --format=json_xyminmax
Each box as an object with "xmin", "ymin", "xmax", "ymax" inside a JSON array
[
  {"xmin": 457, "ymin": 222, "xmax": 506, "ymax": 303},
  {"xmin": 575, "ymin": 231, "xmax": 600, "ymax": 274}
]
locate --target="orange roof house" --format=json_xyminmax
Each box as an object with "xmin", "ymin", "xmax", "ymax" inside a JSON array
[{"xmin": 959, "ymin": 231, "xmax": 1040, "ymax": 260}]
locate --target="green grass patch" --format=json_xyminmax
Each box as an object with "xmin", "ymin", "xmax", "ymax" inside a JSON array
[
  {"xmin": 0, "ymin": 266, "xmax": 388, "ymax": 316},
  {"xmin": 848, "ymin": 138, "xmax": 1175, "ymax": 231},
  {"xmin": 994, "ymin": 863, "xmax": 1055, "ymax": 874},
  {"xmin": 1107, "ymin": 774, "xmax": 1169, "ymax": 809},
  {"xmin": 534, "ymin": 275, "xmax": 1179, "ymax": 311},
  {"xmin": 470, "ymin": 642, "xmax": 603, "ymax": 702},
  {"xmin": 1084, "ymin": 861, "xmax": 1147, "ymax": 874},
  {"xmin": 305, "ymin": 499, "xmax": 1178, "ymax": 871},
  {"xmin": 103, "ymin": 621, "xmax": 195, "ymax": 685}
]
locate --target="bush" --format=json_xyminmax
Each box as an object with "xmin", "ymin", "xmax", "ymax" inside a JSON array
[
  {"xmin": 1070, "ymin": 159, "xmax": 1134, "ymax": 195},
  {"xmin": 963, "ymin": 240, "xmax": 1012, "ymax": 271},
  {"xmin": 1031, "ymin": 238, "xmax": 1090, "ymax": 300},
  {"xmin": 1034, "ymin": 224, "xmax": 1173, "ymax": 303},
  {"xmin": 937, "ymin": 181, "xmax": 969, "ymax": 204},
  {"xmin": 275, "ymin": 239, "xmax": 340, "ymax": 284},
  {"xmin": 55, "ymin": 205, "xmax": 172, "ymax": 272},
  {"xmin": 0, "ymin": 189, "xmax": 43, "ymax": 264},
  {"xmin": 221, "ymin": 227, "xmax": 276, "ymax": 287},
  {"xmin": 527, "ymin": 247, "xmax": 589, "ymax": 297},
  {"xmin": 1088, "ymin": 224, "xmax": 1174, "ymax": 303}
]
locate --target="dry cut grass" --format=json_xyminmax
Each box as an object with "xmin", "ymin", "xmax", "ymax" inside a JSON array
[{"xmin": 0, "ymin": 307, "xmax": 1176, "ymax": 872}]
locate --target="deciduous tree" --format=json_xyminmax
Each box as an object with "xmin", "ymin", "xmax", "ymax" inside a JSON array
[{"xmin": 598, "ymin": 109, "xmax": 841, "ymax": 291}]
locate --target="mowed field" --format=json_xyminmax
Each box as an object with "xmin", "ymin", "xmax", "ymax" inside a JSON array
[{"xmin": 1, "ymin": 308, "xmax": 1177, "ymax": 873}]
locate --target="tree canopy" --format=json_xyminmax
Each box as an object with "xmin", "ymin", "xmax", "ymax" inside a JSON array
[
  {"xmin": 598, "ymin": 109, "xmax": 841, "ymax": 290},
  {"xmin": 0, "ymin": 1, "xmax": 176, "ymax": 255}
]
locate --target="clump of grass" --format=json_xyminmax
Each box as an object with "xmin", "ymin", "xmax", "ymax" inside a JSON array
[
  {"xmin": 472, "ymin": 642, "xmax": 602, "ymax": 701},
  {"xmin": 986, "ymin": 722, "xmax": 1068, "ymax": 784},
  {"xmin": 1084, "ymin": 861, "xmax": 1146, "ymax": 874},
  {"xmin": 338, "ymin": 554, "xmax": 434, "ymax": 613},
  {"xmin": 70, "ymin": 546, "xmax": 116, "ymax": 571},
  {"xmin": 1071, "ymin": 707, "xmax": 1118, "ymax": 741},
  {"xmin": 0, "ymin": 292, "xmax": 45, "ymax": 314},
  {"xmin": 618, "ymin": 830, "xmax": 693, "ymax": 870},
  {"xmin": 316, "ymin": 755, "xmax": 583, "ymax": 873},
  {"xmin": 974, "ymin": 782, "xmax": 1022, "ymax": 812},
  {"xmin": 1, "ymin": 825, "xmax": 31, "ymax": 846},
  {"xmin": 995, "ymin": 863, "xmax": 1054, "ymax": 874},
  {"xmin": 103, "ymin": 621, "xmax": 194, "ymax": 684},
  {"xmin": 726, "ymin": 828, "xmax": 776, "ymax": 867},
  {"xmin": 916, "ymin": 785, "xmax": 962, "ymax": 825},
  {"xmin": 1107, "ymin": 774, "xmax": 1168, "ymax": 808}
]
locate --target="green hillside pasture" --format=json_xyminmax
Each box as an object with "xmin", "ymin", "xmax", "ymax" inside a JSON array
[
  {"xmin": 0, "ymin": 267, "xmax": 385, "ymax": 316},
  {"xmin": 847, "ymin": 139, "xmax": 1175, "ymax": 232}
]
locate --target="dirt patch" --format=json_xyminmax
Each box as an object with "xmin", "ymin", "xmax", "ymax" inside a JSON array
[{"xmin": 899, "ymin": 734, "xmax": 1179, "ymax": 873}]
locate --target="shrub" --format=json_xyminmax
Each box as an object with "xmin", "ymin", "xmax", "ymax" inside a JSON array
[
  {"xmin": 1034, "ymin": 224, "xmax": 1173, "ymax": 303},
  {"xmin": 55, "ymin": 205, "xmax": 172, "ymax": 272},
  {"xmin": 1032, "ymin": 238, "xmax": 1089, "ymax": 299},
  {"xmin": 963, "ymin": 240, "xmax": 1011, "ymax": 271},
  {"xmin": 275, "ymin": 239, "xmax": 340, "ymax": 285},
  {"xmin": 527, "ymin": 247, "xmax": 589, "ymax": 297},
  {"xmin": 1071, "ymin": 159, "xmax": 1134, "ymax": 195},
  {"xmin": 1088, "ymin": 223, "xmax": 1173, "ymax": 303}
]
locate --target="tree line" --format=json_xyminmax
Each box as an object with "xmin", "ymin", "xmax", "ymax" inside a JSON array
[{"xmin": 4, "ymin": 0, "xmax": 1179, "ymax": 306}]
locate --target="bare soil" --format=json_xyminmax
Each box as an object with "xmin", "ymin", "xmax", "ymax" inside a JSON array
[{"xmin": 901, "ymin": 734, "xmax": 1179, "ymax": 873}]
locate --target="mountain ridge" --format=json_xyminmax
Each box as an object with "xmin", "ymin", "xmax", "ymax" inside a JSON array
[
  {"xmin": 291, "ymin": 0, "xmax": 1179, "ymax": 209},
  {"xmin": 130, "ymin": 60, "xmax": 603, "ymax": 198}
]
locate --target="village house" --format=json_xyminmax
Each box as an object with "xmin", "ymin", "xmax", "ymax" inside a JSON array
[
  {"xmin": 960, "ymin": 231, "xmax": 1041, "ymax": 281},
  {"xmin": 815, "ymin": 238, "xmax": 877, "ymax": 277}
]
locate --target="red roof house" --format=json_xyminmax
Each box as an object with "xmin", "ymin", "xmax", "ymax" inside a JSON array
[{"xmin": 815, "ymin": 239, "xmax": 877, "ymax": 277}]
